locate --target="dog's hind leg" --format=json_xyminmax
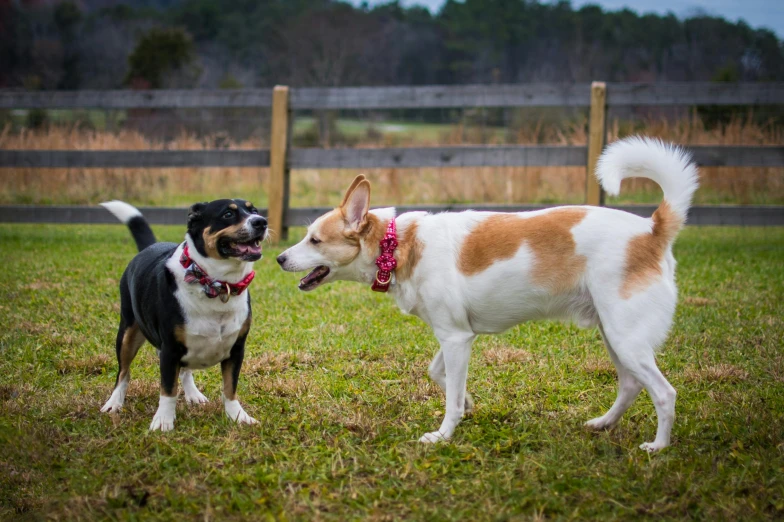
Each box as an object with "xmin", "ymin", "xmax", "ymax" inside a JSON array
[
  {"xmin": 428, "ymin": 349, "xmax": 475, "ymax": 413},
  {"xmin": 599, "ymin": 322, "xmax": 676, "ymax": 452},
  {"xmin": 584, "ymin": 322, "xmax": 643, "ymax": 430},
  {"xmin": 101, "ymin": 319, "xmax": 145, "ymax": 413},
  {"xmin": 420, "ymin": 331, "xmax": 475, "ymax": 443},
  {"xmin": 181, "ymin": 368, "xmax": 209, "ymax": 404}
]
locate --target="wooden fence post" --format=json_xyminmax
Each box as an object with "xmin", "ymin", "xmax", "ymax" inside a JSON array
[
  {"xmin": 586, "ymin": 81, "xmax": 607, "ymax": 206},
  {"xmin": 268, "ymin": 85, "xmax": 291, "ymax": 243}
]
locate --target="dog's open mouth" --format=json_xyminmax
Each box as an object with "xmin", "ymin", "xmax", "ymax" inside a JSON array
[
  {"xmin": 299, "ymin": 266, "xmax": 330, "ymax": 291},
  {"xmin": 219, "ymin": 237, "xmax": 263, "ymax": 261}
]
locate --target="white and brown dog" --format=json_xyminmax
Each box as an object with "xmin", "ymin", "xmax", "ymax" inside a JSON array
[{"xmin": 277, "ymin": 136, "xmax": 698, "ymax": 451}]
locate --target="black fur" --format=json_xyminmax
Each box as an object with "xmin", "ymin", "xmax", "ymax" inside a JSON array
[{"xmin": 105, "ymin": 199, "xmax": 266, "ymax": 416}]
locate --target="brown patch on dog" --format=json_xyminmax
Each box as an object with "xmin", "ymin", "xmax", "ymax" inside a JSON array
[
  {"xmin": 395, "ymin": 221, "xmax": 424, "ymax": 282},
  {"xmin": 174, "ymin": 324, "xmax": 187, "ymax": 346},
  {"xmin": 229, "ymin": 203, "xmax": 238, "ymax": 210},
  {"xmin": 202, "ymin": 222, "xmax": 247, "ymax": 259},
  {"xmin": 118, "ymin": 323, "xmax": 145, "ymax": 382},
  {"xmin": 312, "ymin": 209, "xmax": 362, "ymax": 265},
  {"xmin": 620, "ymin": 201, "xmax": 682, "ymax": 299},
  {"xmin": 358, "ymin": 215, "xmax": 423, "ymax": 281},
  {"xmin": 221, "ymin": 360, "xmax": 236, "ymax": 401},
  {"xmin": 458, "ymin": 208, "xmax": 588, "ymax": 293},
  {"xmin": 238, "ymin": 314, "xmax": 251, "ymax": 338},
  {"xmin": 245, "ymin": 201, "xmax": 253, "ymax": 208}
]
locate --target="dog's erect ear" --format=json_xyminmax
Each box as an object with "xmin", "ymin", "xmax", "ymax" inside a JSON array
[
  {"xmin": 343, "ymin": 179, "xmax": 371, "ymax": 232},
  {"xmin": 187, "ymin": 202, "xmax": 207, "ymax": 228},
  {"xmin": 340, "ymin": 174, "xmax": 367, "ymax": 209}
]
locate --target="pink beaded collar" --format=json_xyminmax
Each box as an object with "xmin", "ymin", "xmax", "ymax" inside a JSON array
[{"xmin": 371, "ymin": 218, "xmax": 397, "ymax": 292}]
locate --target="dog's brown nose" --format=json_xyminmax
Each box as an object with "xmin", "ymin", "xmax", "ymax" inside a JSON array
[{"xmin": 276, "ymin": 253, "xmax": 286, "ymax": 266}]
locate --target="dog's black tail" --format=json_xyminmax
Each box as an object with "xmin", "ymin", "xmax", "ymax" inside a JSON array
[{"xmin": 101, "ymin": 200, "xmax": 157, "ymax": 252}]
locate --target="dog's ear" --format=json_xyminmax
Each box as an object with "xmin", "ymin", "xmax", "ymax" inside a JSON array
[
  {"xmin": 340, "ymin": 174, "xmax": 367, "ymax": 208},
  {"xmin": 187, "ymin": 202, "xmax": 207, "ymax": 228},
  {"xmin": 343, "ymin": 179, "xmax": 370, "ymax": 232}
]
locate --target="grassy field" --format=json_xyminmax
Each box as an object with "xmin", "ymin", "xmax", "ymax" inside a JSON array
[{"xmin": 1, "ymin": 223, "xmax": 783, "ymax": 520}]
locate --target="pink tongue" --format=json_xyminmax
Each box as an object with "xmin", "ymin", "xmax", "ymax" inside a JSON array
[{"xmin": 236, "ymin": 243, "xmax": 261, "ymax": 255}]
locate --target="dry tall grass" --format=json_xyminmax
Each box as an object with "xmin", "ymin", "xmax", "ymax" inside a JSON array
[{"xmin": 1, "ymin": 113, "xmax": 782, "ymax": 207}]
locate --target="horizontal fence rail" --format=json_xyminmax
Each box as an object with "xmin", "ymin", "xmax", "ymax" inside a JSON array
[
  {"xmin": 2, "ymin": 146, "xmax": 781, "ymax": 170},
  {"xmin": 2, "ymin": 83, "xmax": 783, "ymax": 110},
  {"xmin": 1, "ymin": 82, "xmax": 783, "ymax": 232},
  {"xmin": 288, "ymin": 146, "xmax": 588, "ymax": 169},
  {"xmin": 2, "ymin": 204, "xmax": 781, "ymax": 227},
  {"xmin": 0, "ymin": 150, "xmax": 271, "ymax": 168}
]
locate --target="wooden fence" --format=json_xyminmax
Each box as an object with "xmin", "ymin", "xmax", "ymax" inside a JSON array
[{"xmin": 1, "ymin": 82, "xmax": 783, "ymax": 240}]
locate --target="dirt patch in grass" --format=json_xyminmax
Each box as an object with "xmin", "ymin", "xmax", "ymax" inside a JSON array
[
  {"xmin": 57, "ymin": 354, "xmax": 113, "ymax": 376},
  {"xmin": 482, "ymin": 346, "xmax": 534, "ymax": 365},
  {"xmin": 683, "ymin": 296, "xmax": 717, "ymax": 306},
  {"xmin": 683, "ymin": 364, "xmax": 750, "ymax": 384}
]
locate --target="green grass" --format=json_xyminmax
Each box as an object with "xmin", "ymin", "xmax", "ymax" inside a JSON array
[{"xmin": 1, "ymin": 224, "xmax": 783, "ymax": 520}]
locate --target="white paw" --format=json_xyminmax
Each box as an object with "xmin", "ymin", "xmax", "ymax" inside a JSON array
[
  {"xmin": 585, "ymin": 416, "xmax": 615, "ymax": 431},
  {"xmin": 100, "ymin": 397, "xmax": 123, "ymax": 413},
  {"xmin": 418, "ymin": 431, "xmax": 448, "ymax": 444},
  {"xmin": 639, "ymin": 441, "xmax": 668, "ymax": 452},
  {"xmin": 183, "ymin": 388, "xmax": 209, "ymax": 405},
  {"xmin": 149, "ymin": 395, "xmax": 177, "ymax": 432},
  {"xmin": 224, "ymin": 399, "xmax": 257, "ymax": 425},
  {"xmin": 149, "ymin": 412, "xmax": 175, "ymax": 432}
]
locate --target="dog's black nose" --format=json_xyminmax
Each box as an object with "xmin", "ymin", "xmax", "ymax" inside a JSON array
[
  {"xmin": 276, "ymin": 253, "xmax": 286, "ymax": 266},
  {"xmin": 251, "ymin": 216, "xmax": 267, "ymax": 231}
]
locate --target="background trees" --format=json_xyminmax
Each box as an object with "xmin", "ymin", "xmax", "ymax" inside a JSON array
[{"xmin": 2, "ymin": 0, "xmax": 782, "ymax": 90}]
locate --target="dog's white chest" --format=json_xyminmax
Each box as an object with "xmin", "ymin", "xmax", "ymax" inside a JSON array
[
  {"xmin": 173, "ymin": 280, "xmax": 249, "ymax": 370},
  {"xmin": 180, "ymin": 310, "xmax": 245, "ymax": 369}
]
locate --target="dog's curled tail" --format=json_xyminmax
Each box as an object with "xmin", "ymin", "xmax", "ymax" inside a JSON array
[
  {"xmin": 100, "ymin": 200, "xmax": 157, "ymax": 252},
  {"xmin": 596, "ymin": 136, "xmax": 699, "ymax": 234}
]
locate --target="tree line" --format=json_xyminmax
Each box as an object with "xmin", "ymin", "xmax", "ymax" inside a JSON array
[{"xmin": 1, "ymin": 0, "xmax": 782, "ymax": 91}]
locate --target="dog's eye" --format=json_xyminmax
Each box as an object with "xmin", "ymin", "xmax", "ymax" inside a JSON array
[
  {"xmin": 249, "ymin": 208, "xmax": 258, "ymax": 215},
  {"xmin": 310, "ymin": 237, "xmax": 321, "ymax": 245},
  {"xmin": 222, "ymin": 210, "xmax": 234, "ymax": 219}
]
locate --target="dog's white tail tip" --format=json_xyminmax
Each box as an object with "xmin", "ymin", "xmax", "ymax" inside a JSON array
[{"xmin": 100, "ymin": 200, "xmax": 142, "ymax": 224}]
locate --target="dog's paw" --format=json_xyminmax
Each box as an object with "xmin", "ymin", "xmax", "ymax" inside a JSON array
[
  {"xmin": 639, "ymin": 441, "xmax": 668, "ymax": 453},
  {"xmin": 100, "ymin": 397, "xmax": 123, "ymax": 413},
  {"xmin": 183, "ymin": 388, "xmax": 209, "ymax": 405},
  {"xmin": 224, "ymin": 399, "xmax": 257, "ymax": 425},
  {"xmin": 149, "ymin": 413, "xmax": 175, "ymax": 432},
  {"xmin": 418, "ymin": 431, "xmax": 447, "ymax": 444},
  {"xmin": 584, "ymin": 416, "xmax": 615, "ymax": 431}
]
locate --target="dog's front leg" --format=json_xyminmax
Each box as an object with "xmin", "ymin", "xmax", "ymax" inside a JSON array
[
  {"xmin": 221, "ymin": 330, "xmax": 257, "ymax": 426},
  {"xmin": 420, "ymin": 332, "xmax": 475, "ymax": 443},
  {"xmin": 150, "ymin": 349, "xmax": 180, "ymax": 432},
  {"xmin": 428, "ymin": 349, "xmax": 475, "ymax": 413}
]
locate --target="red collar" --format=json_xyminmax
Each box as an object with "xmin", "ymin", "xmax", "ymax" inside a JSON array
[
  {"xmin": 371, "ymin": 218, "xmax": 397, "ymax": 292},
  {"xmin": 179, "ymin": 244, "xmax": 255, "ymax": 302}
]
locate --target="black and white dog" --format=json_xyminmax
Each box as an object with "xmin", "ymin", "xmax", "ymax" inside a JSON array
[{"xmin": 100, "ymin": 199, "xmax": 267, "ymax": 431}]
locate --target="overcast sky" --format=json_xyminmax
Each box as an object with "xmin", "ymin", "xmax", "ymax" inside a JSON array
[{"xmin": 353, "ymin": 0, "xmax": 784, "ymax": 37}]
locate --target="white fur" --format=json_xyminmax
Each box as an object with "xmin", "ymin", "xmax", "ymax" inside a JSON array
[
  {"xmin": 279, "ymin": 136, "xmax": 696, "ymax": 452},
  {"xmin": 223, "ymin": 396, "xmax": 257, "ymax": 425},
  {"xmin": 150, "ymin": 395, "xmax": 177, "ymax": 432},
  {"xmin": 596, "ymin": 136, "xmax": 699, "ymax": 222},
  {"xmin": 100, "ymin": 200, "xmax": 142, "ymax": 224},
  {"xmin": 165, "ymin": 240, "xmax": 251, "ymax": 369},
  {"xmin": 181, "ymin": 369, "xmax": 209, "ymax": 404}
]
